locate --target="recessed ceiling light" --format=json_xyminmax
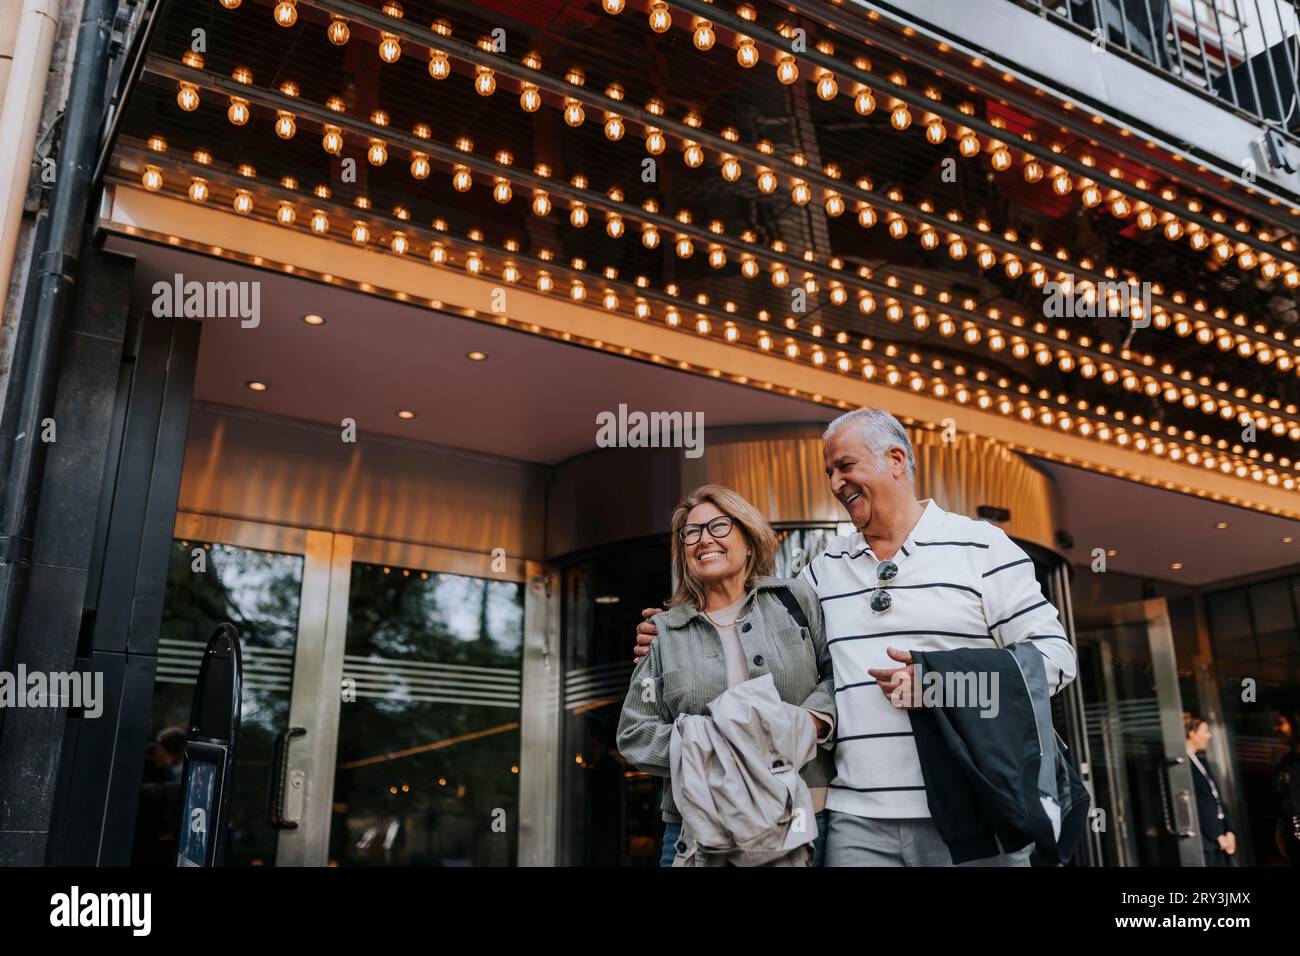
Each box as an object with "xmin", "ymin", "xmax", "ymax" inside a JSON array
[
  {"xmin": 594, "ymin": 595, "xmax": 621, "ymax": 605},
  {"xmin": 396, "ymin": 409, "xmax": 416, "ymax": 420},
  {"xmin": 1170, "ymin": 562, "xmax": 1184, "ymax": 571},
  {"xmin": 1215, "ymin": 522, "xmax": 1229, "ymax": 529},
  {"xmin": 1106, "ymin": 549, "xmax": 1117, "ymax": 557},
  {"xmin": 303, "ymin": 313, "xmax": 326, "ymax": 325},
  {"xmin": 246, "ymin": 381, "xmax": 268, "ymax": 391},
  {"xmin": 1284, "ymin": 536, "xmax": 1295, "ymax": 544},
  {"xmin": 466, "ymin": 350, "xmax": 488, "ymax": 361}
]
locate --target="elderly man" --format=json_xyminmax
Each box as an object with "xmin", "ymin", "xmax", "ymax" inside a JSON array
[{"xmin": 634, "ymin": 407, "xmax": 1077, "ymax": 866}]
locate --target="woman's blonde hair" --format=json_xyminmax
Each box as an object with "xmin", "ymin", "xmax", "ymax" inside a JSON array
[{"xmin": 667, "ymin": 484, "xmax": 778, "ymax": 609}]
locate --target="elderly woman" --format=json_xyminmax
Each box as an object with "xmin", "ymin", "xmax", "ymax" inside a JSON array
[{"xmin": 616, "ymin": 484, "xmax": 836, "ymax": 867}]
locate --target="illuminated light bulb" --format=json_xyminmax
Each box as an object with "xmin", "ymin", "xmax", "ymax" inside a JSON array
[
  {"xmin": 603, "ymin": 290, "xmax": 620, "ymax": 311},
  {"xmin": 1023, "ymin": 160, "xmax": 1043, "ymax": 183},
  {"xmin": 920, "ymin": 229, "xmax": 939, "ymax": 250},
  {"xmin": 327, "ymin": 17, "xmax": 349, "ymax": 44},
  {"xmin": 925, "ymin": 119, "xmax": 946, "ymax": 144},
  {"xmin": 886, "ymin": 302, "xmax": 904, "ymax": 322},
  {"xmin": 1261, "ymin": 259, "xmax": 1279, "ymax": 279},
  {"xmin": 232, "ymin": 190, "xmax": 253, "ymax": 214},
  {"xmin": 390, "ymin": 232, "xmax": 409, "ymax": 256},
  {"xmin": 988, "ymin": 332, "xmax": 1006, "ymax": 351},
  {"xmin": 1136, "ymin": 207, "xmax": 1157, "ymax": 230},
  {"xmin": 855, "ymin": 90, "xmax": 876, "ymax": 115},
  {"xmin": 474, "ymin": 67, "xmax": 496, "ymax": 96},
  {"xmin": 776, "ymin": 56, "xmax": 798, "ymax": 85},
  {"xmin": 756, "ymin": 169, "xmax": 777, "ymax": 193},
  {"xmin": 220, "ymin": 0, "xmax": 241, "ymax": 7},
  {"xmin": 570, "ymin": 202, "xmax": 589, "ymax": 228},
  {"xmin": 452, "ymin": 166, "xmax": 473, "ymax": 192},
  {"xmin": 563, "ymin": 99, "xmax": 585, "ymax": 126},
  {"xmin": 1005, "ymin": 258, "xmax": 1023, "ymax": 278},
  {"xmin": 1051, "ymin": 171, "xmax": 1072, "ymax": 195},
  {"xmin": 741, "ymin": 257, "xmax": 758, "ymax": 278},
  {"xmin": 465, "ymin": 252, "xmax": 484, "ymax": 275},
  {"xmin": 367, "ymin": 139, "xmax": 388, "ymax": 165},
  {"xmin": 141, "ymin": 165, "xmax": 163, "ymax": 191},
  {"xmin": 645, "ymin": 130, "xmax": 666, "ymax": 154},
  {"xmin": 816, "ymin": 73, "xmax": 839, "ymax": 101},
  {"xmin": 604, "ymin": 115, "xmax": 625, "ymax": 140},
  {"xmin": 963, "ymin": 326, "xmax": 981, "ymax": 344},
  {"xmin": 429, "ymin": 243, "xmax": 448, "ymax": 265},
  {"xmin": 693, "ymin": 19, "xmax": 715, "ymax": 50},
  {"xmin": 274, "ymin": 111, "xmax": 296, "ymax": 139},
  {"xmin": 322, "ymin": 125, "xmax": 343, "ymax": 155},
  {"xmin": 938, "ymin": 317, "xmax": 955, "ymax": 337},
  {"xmin": 492, "ymin": 179, "xmax": 512, "ymax": 204},
  {"xmin": 648, "ymin": 2, "xmax": 671, "ymax": 33},
  {"xmin": 410, "ymin": 152, "xmax": 430, "ymax": 179},
  {"xmin": 949, "ymin": 238, "xmax": 967, "ymax": 259},
  {"xmin": 737, "ymin": 38, "xmax": 759, "ymax": 68},
  {"xmin": 1081, "ymin": 184, "xmax": 1102, "ymax": 207},
  {"xmin": 429, "ymin": 51, "xmax": 451, "ymax": 80},
  {"xmin": 675, "ymin": 235, "xmax": 694, "ymax": 258},
  {"xmin": 642, "ymin": 225, "xmax": 660, "ymax": 248},
  {"xmin": 858, "ymin": 205, "xmax": 877, "ymax": 228},
  {"xmin": 990, "ymin": 147, "xmax": 1012, "ymax": 171},
  {"xmin": 606, "ymin": 214, "xmax": 624, "ymax": 238},
  {"xmin": 791, "ymin": 180, "xmax": 812, "ymax": 205},
  {"xmin": 888, "ymin": 217, "xmax": 908, "ymax": 239},
  {"xmin": 958, "ymin": 132, "xmax": 980, "ymax": 157},
  {"xmin": 858, "ymin": 293, "xmax": 876, "ymax": 315},
  {"xmin": 977, "ymin": 247, "xmax": 996, "ymax": 270},
  {"xmin": 825, "ymin": 194, "xmax": 846, "ymax": 217},
  {"xmin": 1189, "ymin": 230, "xmax": 1209, "ymax": 250},
  {"xmin": 276, "ymin": 202, "xmax": 295, "ymax": 225},
  {"xmin": 502, "ymin": 262, "xmax": 521, "ymax": 283},
  {"xmin": 1110, "ymin": 195, "xmax": 1132, "ymax": 217},
  {"xmin": 603, "ymin": 0, "xmax": 625, "ymax": 12},
  {"xmin": 520, "ymin": 84, "xmax": 541, "ymax": 111},
  {"xmin": 1238, "ymin": 250, "xmax": 1257, "ymax": 270},
  {"xmin": 771, "ymin": 265, "xmax": 789, "ymax": 287},
  {"xmin": 635, "ymin": 300, "xmax": 651, "ymax": 319},
  {"xmin": 890, "ymin": 104, "xmax": 912, "ymax": 130},
  {"xmin": 1214, "ymin": 240, "xmax": 1233, "ymax": 261},
  {"xmin": 722, "ymin": 157, "xmax": 742, "ymax": 181},
  {"xmin": 177, "ymin": 82, "xmax": 200, "ymax": 111},
  {"xmin": 187, "ymin": 178, "xmax": 209, "ymax": 202},
  {"xmin": 684, "ymin": 143, "xmax": 704, "ymax": 168},
  {"xmin": 310, "ymin": 210, "xmax": 329, "ymax": 234},
  {"xmin": 567, "ymin": 281, "xmax": 586, "ymax": 302},
  {"xmin": 378, "ymin": 33, "xmax": 401, "ymax": 63},
  {"xmin": 227, "ymin": 97, "xmax": 250, "ymax": 125},
  {"xmin": 1012, "ymin": 341, "xmax": 1030, "ymax": 360},
  {"xmin": 709, "ymin": 246, "xmax": 727, "ymax": 268},
  {"xmin": 913, "ymin": 311, "xmax": 930, "ymax": 331},
  {"xmin": 273, "ymin": 0, "xmax": 297, "ymax": 27},
  {"xmin": 666, "ymin": 308, "xmax": 681, "ymax": 327}
]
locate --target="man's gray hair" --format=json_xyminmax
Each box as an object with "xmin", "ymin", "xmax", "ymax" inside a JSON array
[{"xmin": 823, "ymin": 407, "xmax": 916, "ymax": 480}]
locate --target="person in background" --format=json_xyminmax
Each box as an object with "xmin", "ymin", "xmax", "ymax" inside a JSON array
[
  {"xmin": 1272, "ymin": 710, "xmax": 1300, "ymax": 866},
  {"xmin": 616, "ymin": 484, "xmax": 836, "ymax": 867},
  {"xmin": 1185, "ymin": 712, "xmax": 1235, "ymax": 866}
]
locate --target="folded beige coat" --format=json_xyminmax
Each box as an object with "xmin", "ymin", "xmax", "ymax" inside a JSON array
[{"xmin": 668, "ymin": 673, "xmax": 819, "ymax": 867}]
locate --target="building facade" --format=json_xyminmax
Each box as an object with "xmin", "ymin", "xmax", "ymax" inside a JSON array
[{"xmin": 0, "ymin": 0, "xmax": 1298, "ymax": 867}]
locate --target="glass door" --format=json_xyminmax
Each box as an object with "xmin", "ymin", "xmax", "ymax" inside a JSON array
[
  {"xmin": 1075, "ymin": 598, "xmax": 1203, "ymax": 866},
  {"xmin": 132, "ymin": 514, "xmax": 342, "ymax": 866},
  {"xmin": 325, "ymin": 540, "xmax": 526, "ymax": 866}
]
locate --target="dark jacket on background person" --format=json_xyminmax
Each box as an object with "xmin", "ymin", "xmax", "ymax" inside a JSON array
[
  {"xmin": 1190, "ymin": 753, "xmax": 1232, "ymax": 857},
  {"xmin": 907, "ymin": 641, "xmax": 1090, "ymax": 865}
]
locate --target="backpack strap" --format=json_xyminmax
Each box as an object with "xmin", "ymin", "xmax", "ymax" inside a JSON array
[{"xmin": 773, "ymin": 585, "xmax": 810, "ymax": 629}]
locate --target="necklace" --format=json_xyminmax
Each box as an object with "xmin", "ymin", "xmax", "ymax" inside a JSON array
[{"xmin": 702, "ymin": 596, "xmax": 749, "ymax": 628}]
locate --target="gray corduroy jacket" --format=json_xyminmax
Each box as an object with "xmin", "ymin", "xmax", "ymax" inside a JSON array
[{"xmin": 616, "ymin": 576, "xmax": 837, "ymax": 819}]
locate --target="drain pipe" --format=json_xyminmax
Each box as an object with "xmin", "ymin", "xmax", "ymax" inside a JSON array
[
  {"xmin": 0, "ymin": 0, "xmax": 119, "ymax": 683},
  {"xmin": 0, "ymin": 0, "xmax": 65, "ymax": 314}
]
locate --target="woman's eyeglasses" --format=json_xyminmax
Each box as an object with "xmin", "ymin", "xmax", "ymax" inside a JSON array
[
  {"xmin": 679, "ymin": 515, "xmax": 734, "ymax": 545},
  {"xmin": 870, "ymin": 560, "xmax": 898, "ymax": 612}
]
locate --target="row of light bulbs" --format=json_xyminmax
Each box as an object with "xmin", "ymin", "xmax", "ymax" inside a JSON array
[
  {"xmin": 135, "ymin": 136, "xmax": 1299, "ymax": 444},
  {"xmin": 597, "ymin": 0, "xmax": 1297, "ymax": 288}
]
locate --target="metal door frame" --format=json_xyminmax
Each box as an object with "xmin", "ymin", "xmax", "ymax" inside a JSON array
[{"xmin": 1075, "ymin": 597, "xmax": 1204, "ymax": 867}]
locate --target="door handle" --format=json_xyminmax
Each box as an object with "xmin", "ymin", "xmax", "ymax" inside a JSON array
[
  {"xmin": 268, "ymin": 726, "xmax": 306, "ymax": 830},
  {"xmin": 1161, "ymin": 755, "xmax": 1196, "ymax": 838}
]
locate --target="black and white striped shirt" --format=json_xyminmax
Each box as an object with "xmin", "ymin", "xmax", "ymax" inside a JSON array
[{"xmin": 798, "ymin": 499, "xmax": 1077, "ymax": 820}]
